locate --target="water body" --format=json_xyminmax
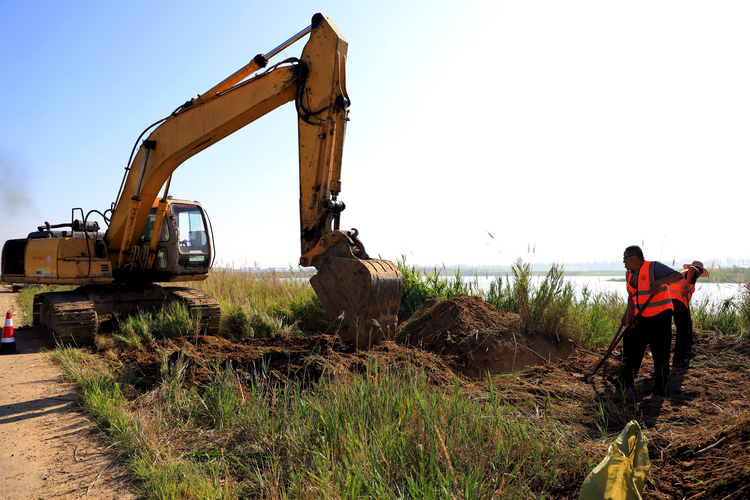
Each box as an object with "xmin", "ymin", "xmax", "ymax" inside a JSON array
[
  {"xmin": 280, "ymin": 273, "xmax": 746, "ymax": 306},
  {"xmin": 453, "ymin": 275, "xmax": 746, "ymax": 306}
]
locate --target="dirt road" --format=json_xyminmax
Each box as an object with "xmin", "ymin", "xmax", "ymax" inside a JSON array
[{"xmin": 0, "ymin": 286, "xmax": 139, "ymax": 500}]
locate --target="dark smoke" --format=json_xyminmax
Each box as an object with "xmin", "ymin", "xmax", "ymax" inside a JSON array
[
  {"xmin": 0, "ymin": 153, "xmax": 40, "ymax": 244},
  {"xmin": 0, "ymin": 156, "xmax": 35, "ymax": 217}
]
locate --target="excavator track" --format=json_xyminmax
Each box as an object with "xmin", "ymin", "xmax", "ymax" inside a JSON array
[
  {"xmin": 32, "ymin": 285, "xmax": 221, "ymax": 345},
  {"xmin": 169, "ymin": 287, "xmax": 222, "ymax": 336},
  {"xmin": 33, "ymin": 292, "xmax": 98, "ymax": 346}
]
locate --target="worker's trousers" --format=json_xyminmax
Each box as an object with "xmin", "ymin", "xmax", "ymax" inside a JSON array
[
  {"xmin": 620, "ymin": 310, "xmax": 672, "ymax": 394},
  {"xmin": 671, "ymin": 305, "xmax": 693, "ymax": 365}
]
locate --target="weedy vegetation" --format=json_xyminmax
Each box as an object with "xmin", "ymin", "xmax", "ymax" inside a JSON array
[{"xmin": 18, "ymin": 260, "xmax": 750, "ymax": 498}]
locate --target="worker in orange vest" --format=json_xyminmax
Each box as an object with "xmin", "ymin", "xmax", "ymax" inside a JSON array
[
  {"xmin": 607, "ymin": 245, "xmax": 683, "ymax": 397},
  {"xmin": 668, "ymin": 261, "xmax": 708, "ymax": 369}
]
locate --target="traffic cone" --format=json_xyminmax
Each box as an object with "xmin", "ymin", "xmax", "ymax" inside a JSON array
[{"xmin": 1, "ymin": 310, "xmax": 16, "ymax": 354}]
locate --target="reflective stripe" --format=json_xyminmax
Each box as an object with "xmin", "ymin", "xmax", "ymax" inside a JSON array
[
  {"xmin": 1, "ymin": 337, "xmax": 14, "ymax": 343},
  {"xmin": 626, "ymin": 261, "xmax": 674, "ymax": 317},
  {"xmin": 2, "ymin": 314, "xmax": 14, "ymax": 340},
  {"xmin": 669, "ymin": 266, "xmax": 699, "ymax": 306},
  {"xmin": 669, "ymin": 279, "xmax": 694, "ymax": 306}
]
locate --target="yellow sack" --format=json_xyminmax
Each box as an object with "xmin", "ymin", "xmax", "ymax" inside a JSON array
[{"xmin": 578, "ymin": 420, "xmax": 650, "ymax": 500}]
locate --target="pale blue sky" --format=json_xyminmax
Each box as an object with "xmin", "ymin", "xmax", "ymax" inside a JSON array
[{"xmin": 2, "ymin": 1, "xmax": 748, "ymax": 270}]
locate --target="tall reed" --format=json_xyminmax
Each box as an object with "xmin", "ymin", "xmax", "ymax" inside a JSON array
[
  {"xmin": 397, "ymin": 256, "xmax": 483, "ymax": 320},
  {"xmin": 485, "ymin": 259, "xmax": 625, "ymax": 346},
  {"xmin": 692, "ymin": 284, "xmax": 750, "ymax": 338}
]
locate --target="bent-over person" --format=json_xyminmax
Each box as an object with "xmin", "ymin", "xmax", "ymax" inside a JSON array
[
  {"xmin": 607, "ymin": 245, "xmax": 683, "ymax": 397},
  {"xmin": 668, "ymin": 260, "xmax": 708, "ymax": 369}
]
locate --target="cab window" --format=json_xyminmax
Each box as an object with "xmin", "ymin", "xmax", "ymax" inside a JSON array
[
  {"xmin": 139, "ymin": 209, "xmax": 170, "ymax": 243},
  {"xmin": 172, "ymin": 204, "xmax": 209, "ymax": 255}
]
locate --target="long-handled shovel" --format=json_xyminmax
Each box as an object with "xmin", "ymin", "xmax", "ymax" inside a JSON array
[{"xmin": 583, "ymin": 294, "xmax": 654, "ymax": 379}]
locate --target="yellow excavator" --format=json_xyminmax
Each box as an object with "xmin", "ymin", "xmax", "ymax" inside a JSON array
[{"xmin": 1, "ymin": 14, "xmax": 402, "ymax": 349}]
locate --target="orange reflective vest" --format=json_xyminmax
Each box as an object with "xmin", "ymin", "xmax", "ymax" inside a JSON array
[
  {"xmin": 668, "ymin": 266, "xmax": 698, "ymax": 307},
  {"xmin": 626, "ymin": 260, "xmax": 674, "ymax": 317}
]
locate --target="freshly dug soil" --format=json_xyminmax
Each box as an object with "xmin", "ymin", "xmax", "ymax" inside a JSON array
[
  {"xmin": 114, "ymin": 294, "xmax": 750, "ymax": 499},
  {"xmin": 118, "ymin": 295, "xmax": 574, "ymax": 385},
  {"xmin": 397, "ymin": 295, "xmax": 576, "ymax": 377}
]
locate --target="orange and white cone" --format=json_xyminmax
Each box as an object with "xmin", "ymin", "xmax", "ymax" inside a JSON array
[{"xmin": 1, "ymin": 310, "xmax": 16, "ymax": 354}]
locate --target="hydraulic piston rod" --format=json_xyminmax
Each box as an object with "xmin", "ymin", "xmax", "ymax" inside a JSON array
[{"xmin": 202, "ymin": 23, "xmax": 313, "ymax": 99}]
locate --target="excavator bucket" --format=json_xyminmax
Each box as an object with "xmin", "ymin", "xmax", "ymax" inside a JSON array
[{"xmin": 311, "ymin": 256, "xmax": 402, "ymax": 349}]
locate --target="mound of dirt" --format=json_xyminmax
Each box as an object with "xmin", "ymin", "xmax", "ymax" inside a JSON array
[
  {"xmin": 398, "ymin": 295, "xmax": 576, "ymax": 378},
  {"xmin": 117, "ymin": 332, "xmax": 460, "ymax": 389},
  {"xmin": 117, "ymin": 295, "xmax": 576, "ymax": 386}
]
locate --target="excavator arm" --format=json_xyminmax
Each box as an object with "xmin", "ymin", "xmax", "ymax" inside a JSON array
[
  {"xmin": 105, "ymin": 13, "xmax": 401, "ymax": 347},
  {"xmin": 108, "ymin": 14, "xmax": 340, "ymax": 264},
  {"xmin": 106, "ymin": 63, "xmax": 298, "ymax": 266}
]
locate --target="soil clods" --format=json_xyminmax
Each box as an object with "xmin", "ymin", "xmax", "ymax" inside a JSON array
[{"xmin": 113, "ymin": 295, "xmax": 750, "ymax": 499}]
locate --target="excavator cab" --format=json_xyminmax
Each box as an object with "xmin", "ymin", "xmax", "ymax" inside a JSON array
[
  {"xmin": 136, "ymin": 198, "xmax": 213, "ymax": 282},
  {"xmin": 173, "ymin": 201, "xmax": 212, "ymax": 273}
]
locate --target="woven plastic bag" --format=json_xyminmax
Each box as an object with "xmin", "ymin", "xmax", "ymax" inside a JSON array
[{"xmin": 578, "ymin": 420, "xmax": 650, "ymax": 500}]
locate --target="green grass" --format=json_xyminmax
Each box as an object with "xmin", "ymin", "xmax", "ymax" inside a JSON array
[
  {"xmin": 397, "ymin": 256, "xmax": 483, "ymax": 320},
  {"xmin": 691, "ymin": 286, "xmax": 750, "ymax": 338},
  {"xmin": 191, "ymin": 269, "xmax": 331, "ymax": 338},
  {"xmin": 113, "ymin": 302, "xmax": 204, "ymax": 350},
  {"xmin": 52, "ymin": 347, "xmax": 234, "ymax": 499},
  {"xmin": 25, "ymin": 263, "xmax": 750, "ymax": 499},
  {"xmin": 52, "ymin": 347, "xmax": 596, "ymax": 499}
]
